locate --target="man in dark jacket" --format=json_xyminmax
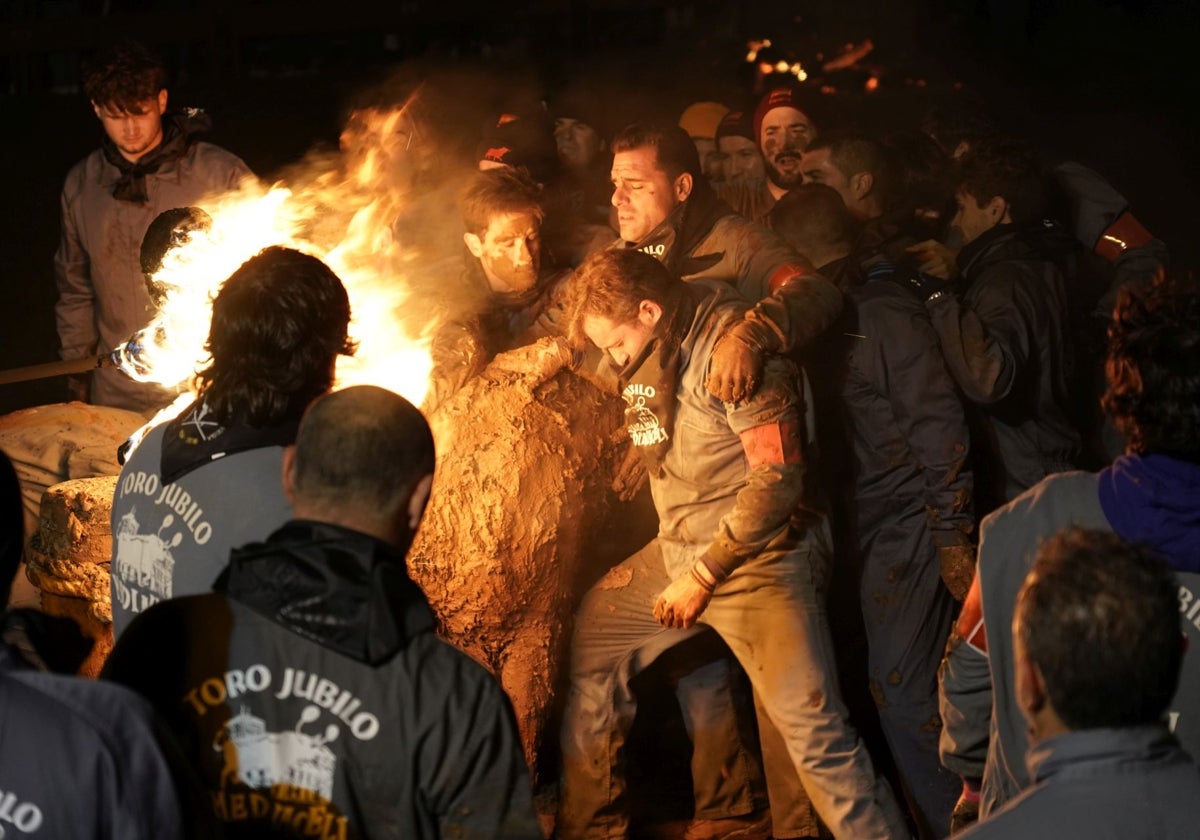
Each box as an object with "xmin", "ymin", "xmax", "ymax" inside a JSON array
[
  {"xmin": 55, "ymin": 40, "xmax": 252, "ymax": 414},
  {"xmin": 773, "ymin": 184, "xmax": 972, "ymax": 836},
  {"xmin": 557, "ymin": 250, "xmax": 907, "ymax": 840},
  {"xmin": 939, "ymin": 273, "xmax": 1200, "ymax": 829},
  {"xmin": 0, "ymin": 448, "xmax": 214, "ymax": 840},
  {"xmin": 914, "ymin": 138, "xmax": 1079, "ymax": 513},
  {"xmin": 959, "ymin": 528, "xmax": 1200, "ymax": 839},
  {"xmin": 104, "ymin": 385, "xmax": 540, "ymax": 840}
]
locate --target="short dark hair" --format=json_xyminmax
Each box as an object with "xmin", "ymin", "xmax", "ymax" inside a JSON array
[
  {"xmin": 610, "ymin": 122, "xmax": 701, "ymax": 181},
  {"xmin": 566, "ymin": 249, "xmax": 680, "ymax": 344},
  {"xmin": 1102, "ymin": 272, "xmax": 1200, "ymax": 461},
  {"xmin": 291, "ymin": 385, "xmax": 435, "ymax": 517},
  {"xmin": 805, "ymin": 134, "xmax": 895, "ymax": 204},
  {"xmin": 196, "ymin": 247, "xmax": 356, "ymax": 428},
  {"xmin": 1016, "ymin": 527, "xmax": 1182, "ymax": 730},
  {"xmin": 82, "ymin": 40, "xmax": 167, "ymax": 112},
  {"xmin": 0, "ymin": 448, "xmax": 22, "ymax": 606},
  {"xmin": 770, "ymin": 183, "xmax": 858, "ymax": 261},
  {"xmin": 459, "ymin": 167, "xmax": 545, "ymax": 237},
  {"xmin": 954, "ymin": 136, "xmax": 1047, "ymax": 225},
  {"xmin": 920, "ymin": 99, "xmax": 996, "ymax": 157}
]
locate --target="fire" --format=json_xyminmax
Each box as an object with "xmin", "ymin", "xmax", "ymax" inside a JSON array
[{"xmin": 116, "ymin": 102, "xmax": 437, "ymax": 446}]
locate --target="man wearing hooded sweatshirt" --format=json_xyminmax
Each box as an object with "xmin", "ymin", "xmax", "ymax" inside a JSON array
[
  {"xmin": 938, "ymin": 272, "xmax": 1200, "ymax": 831},
  {"xmin": 104, "ymin": 386, "xmax": 540, "ymax": 840},
  {"xmin": 55, "ymin": 40, "xmax": 253, "ymax": 414}
]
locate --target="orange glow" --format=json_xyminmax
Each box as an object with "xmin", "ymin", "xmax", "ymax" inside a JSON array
[
  {"xmin": 865, "ymin": 76, "xmax": 880, "ymax": 92},
  {"xmin": 119, "ymin": 101, "xmax": 436, "ymax": 452}
]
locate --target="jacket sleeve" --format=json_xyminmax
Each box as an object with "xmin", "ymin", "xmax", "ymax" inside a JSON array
[
  {"xmin": 53, "ymin": 173, "xmax": 98, "ymax": 360},
  {"xmin": 938, "ymin": 577, "xmax": 992, "ymax": 779},
  {"xmin": 867, "ymin": 296, "xmax": 974, "ymax": 546},
  {"xmin": 925, "ymin": 269, "xmax": 1031, "ymax": 405},
  {"xmin": 702, "ymin": 355, "xmax": 808, "ymax": 577},
  {"xmin": 425, "ymin": 662, "xmax": 541, "ymax": 840},
  {"xmin": 720, "ymin": 218, "xmax": 845, "ymax": 354}
]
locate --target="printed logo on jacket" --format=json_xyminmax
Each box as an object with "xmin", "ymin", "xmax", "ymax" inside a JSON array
[
  {"xmin": 184, "ymin": 664, "xmax": 380, "ymax": 838},
  {"xmin": 112, "ymin": 471, "xmax": 214, "ymax": 617},
  {"xmin": 0, "ymin": 787, "xmax": 44, "ymax": 836}
]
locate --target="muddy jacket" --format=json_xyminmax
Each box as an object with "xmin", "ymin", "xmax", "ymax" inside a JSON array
[
  {"xmin": 110, "ymin": 401, "xmax": 294, "ymax": 638},
  {"xmin": 0, "ymin": 641, "xmax": 213, "ymax": 839},
  {"xmin": 939, "ymin": 456, "xmax": 1200, "ymax": 817},
  {"xmin": 927, "ymin": 223, "xmax": 1080, "ymax": 512},
  {"xmin": 54, "ymin": 126, "xmax": 251, "ymax": 413},
  {"xmin": 103, "ymin": 520, "xmax": 540, "ymax": 840},
  {"xmin": 624, "ymin": 281, "xmax": 818, "ymax": 580},
  {"xmin": 619, "ymin": 178, "xmax": 843, "ymax": 357},
  {"xmin": 959, "ymin": 726, "xmax": 1200, "ymax": 840}
]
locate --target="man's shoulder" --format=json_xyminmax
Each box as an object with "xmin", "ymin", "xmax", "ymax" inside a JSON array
[
  {"xmin": 61, "ymin": 148, "xmax": 108, "ymax": 191},
  {"xmin": 981, "ymin": 470, "xmax": 1104, "ymax": 538},
  {"xmin": 178, "ymin": 141, "xmax": 252, "ymax": 181}
]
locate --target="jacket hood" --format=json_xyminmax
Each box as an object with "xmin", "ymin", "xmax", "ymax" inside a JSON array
[
  {"xmin": 219, "ymin": 520, "xmax": 436, "ymax": 664},
  {"xmin": 1098, "ymin": 454, "xmax": 1200, "ymax": 573},
  {"xmin": 956, "ymin": 219, "xmax": 1071, "ymax": 283}
]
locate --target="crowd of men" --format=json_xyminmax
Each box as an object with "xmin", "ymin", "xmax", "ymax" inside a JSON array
[{"xmin": 0, "ymin": 37, "xmax": 1197, "ymax": 840}]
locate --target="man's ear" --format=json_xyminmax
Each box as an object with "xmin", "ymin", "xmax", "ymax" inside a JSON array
[
  {"xmin": 674, "ymin": 172, "xmax": 694, "ymax": 203},
  {"xmin": 1015, "ymin": 651, "xmax": 1047, "ymax": 720},
  {"xmin": 407, "ymin": 473, "xmax": 434, "ymax": 530},
  {"xmin": 851, "ymin": 171, "xmax": 874, "ymax": 201},
  {"xmin": 637, "ymin": 299, "xmax": 664, "ymax": 329},
  {"xmin": 157, "ymin": 89, "xmax": 168, "ymax": 115},
  {"xmin": 91, "ymin": 101, "xmax": 102, "ymax": 119},
  {"xmin": 987, "ymin": 195, "xmax": 1010, "ymax": 225},
  {"xmin": 281, "ymin": 445, "xmax": 298, "ymax": 505},
  {"xmin": 463, "ymin": 231, "xmax": 484, "ymax": 259}
]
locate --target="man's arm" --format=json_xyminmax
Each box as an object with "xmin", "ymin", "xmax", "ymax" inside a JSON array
[
  {"xmin": 53, "ymin": 178, "xmax": 98, "ymax": 364},
  {"xmin": 924, "ymin": 269, "xmax": 1032, "ymax": 406},
  {"xmin": 424, "ymin": 658, "xmax": 541, "ymax": 840}
]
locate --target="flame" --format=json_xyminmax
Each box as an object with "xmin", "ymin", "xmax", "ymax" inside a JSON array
[{"xmin": 118, "ymin": 101, "xmax": 437, "ymax": 445}]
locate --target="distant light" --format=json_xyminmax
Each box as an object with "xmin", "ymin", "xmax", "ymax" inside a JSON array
[{"xmin": 865, "ymin": 76, "xmax": 880, "ymax": 92}]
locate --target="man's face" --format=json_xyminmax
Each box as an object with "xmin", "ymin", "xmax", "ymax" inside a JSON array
[
  {"xmin": 472, "ymin": 211, "xmax": 542, "ymax": 296},
  {"xmin": 555, "ymin": 117, "xmax": 603, "ymax": 170},
  {"xmin": 583, "ymin": 311, "xmax": 656, "ymax": 370},
  {"xmin": 717, "ymin": 135, "xmax": 764, "ymax": 181},
  {"xmin": 611, "ymin": 146, "xmax": 685, "ymax": 244},
  {"xmin": 759, "ymin": 106, "xmax": 813, "ymax": 189},
  {"xmin": 800, "ymin": 147, "xmax": 852, "ymax": 205},
  {"xmin": 952, "ymin": 188, "xmax": 1000, "ymax": 246},
  {"xmin": 93, "ymin": 90, "xmax": 168, "ymax": 163}
]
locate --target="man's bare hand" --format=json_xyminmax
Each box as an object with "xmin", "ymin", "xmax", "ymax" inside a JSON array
[
  {"xmin": 653, "ymin": 574, "xmax": 712, "ymax": 629},
  {"xmin": 66, "ymin": 373, "xmax": 90, "ymax": 404},
  {"xmin": 905, "ymin": 240, "xmax": 960, "ymax": 280},
  {"xmin": 611, "ymin": 442, "xmax": 648, "ymax": 501},
  {"xmin": 705, "ymin": 328, "xmax": 762, "ymax": 404}
]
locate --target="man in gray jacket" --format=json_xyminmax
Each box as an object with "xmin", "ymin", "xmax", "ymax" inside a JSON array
[
  {"xmin": 55, "ymin": 40, "xmax": 252, "ymax": 413},
  {"xmin": 557, "ymin": 249, "xmax": 907, "ymax": 840},
  {"xmin": 959, "ymin": 528, "xmax": 1200, "ymax": 839}
]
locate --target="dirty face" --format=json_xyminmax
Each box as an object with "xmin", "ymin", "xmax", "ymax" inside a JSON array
[
  {"xmin": 583, "ymin": 311, "xmax": 656, "ymax": 370},
  {"xmin": 475, "ymin": 211, "xmax": 542, "ymax": 296},
  {"xmin": 555, "ymin": 117, "xmax": 603, "ymax": 170},
  {"xmin": 611, "ymin": 146, "xmax": 687, "ymax": 244},
  {"xmin": 93, "ymin": 90, "xmax": 168, "ymax": 163},
  {"xmin": 759, "ymin": 106, "xmax": 813, "ymax": 190},
  {"xmin": 717, "ymin": 134, "xmax": 765, "ymax": 181}
]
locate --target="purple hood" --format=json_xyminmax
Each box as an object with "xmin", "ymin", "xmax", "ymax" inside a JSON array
[{"xmin": 1098, "ymin": 453, "xmax": 1200, "ymax": 573}]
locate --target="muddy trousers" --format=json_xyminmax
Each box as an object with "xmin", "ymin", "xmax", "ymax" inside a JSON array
[
  {"xmin": 558, "ymin": 539, "xmax": 910, "ymax": 840},
  {"xmin": 859, "ymin": 508, "xmax": 963, "ymax": 837}
]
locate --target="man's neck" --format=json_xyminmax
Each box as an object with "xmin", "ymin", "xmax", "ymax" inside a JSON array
[{"xmin": 766, "ymin": 179, "xmax": 789, "ymax": 201}]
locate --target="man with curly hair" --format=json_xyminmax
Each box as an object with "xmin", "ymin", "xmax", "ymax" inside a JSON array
[
  {"xmin": 109, "ymin": 247, "xmax": 355, "ymax": 637},
  {"xmin": 55, "ymin": 39, "xmax": 253, "ymax": 413},
  {"xmin": 938, "ymin": 272, "xmax": 1200, "ymax": 831}
]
